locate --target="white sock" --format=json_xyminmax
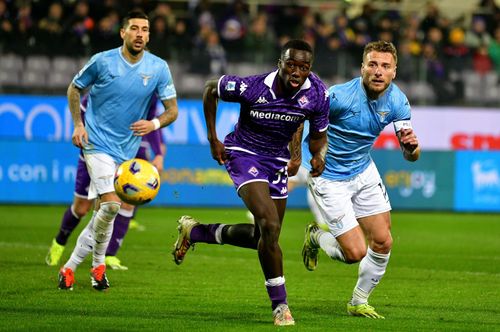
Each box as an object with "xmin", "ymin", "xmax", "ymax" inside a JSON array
[
  {"xmin": 265, "ymin": 276, "xmax": 285, "ymax": 287},
  {"xmin": 351, "ymin": 248, "xmax": 390, "ymax": 305},
  {"xmin": 215, "ymin": 224, "xmax": 226, "ymax": 244},
  {"xmin": 64, "ymin": 211, "xmax": 96, "ymax": 271},
  {"xmin": 92, "ymin": 202, "xmax": 120, "ymax": 268},
  {"xmin": 317, "ymin": 231, "xmax": 346, "ymax": 262}
]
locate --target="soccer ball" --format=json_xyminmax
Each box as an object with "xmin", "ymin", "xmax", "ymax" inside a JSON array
[{"xmin": 114, "ymin": 158, "xmax": 160, "ymax": 205}]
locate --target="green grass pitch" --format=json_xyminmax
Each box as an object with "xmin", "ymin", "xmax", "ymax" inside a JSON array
[{"xmin": 0, "ymin": 205, "xmax": 499, "ymax": 331}]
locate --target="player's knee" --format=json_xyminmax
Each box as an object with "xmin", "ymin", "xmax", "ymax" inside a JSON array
[
  {"xmin": 257, "ymin": 219, "xmax": 281, "ymax": 242},
  {"xmin": 72, "ymin": 199, "xmax": 92, "ymax": 218},
  {"xmin": 371, "ymin": 235, "xmax": 393, "ymax": 253},
  {"xmin": 99, "ymin": 201, "xmax": 121, "ymax": 221},
  {"xmin": 73, "ymin": 204, "xmax": 90, "ymax": 218},
  {"xmin": 344, "ymin": 246, "xmax": 367, "ymax": 264}
]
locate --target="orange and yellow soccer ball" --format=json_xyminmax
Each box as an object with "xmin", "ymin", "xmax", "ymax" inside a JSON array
[{"xmin": 114, "ymin": 158, "xmax": 160, "ymax": 205}]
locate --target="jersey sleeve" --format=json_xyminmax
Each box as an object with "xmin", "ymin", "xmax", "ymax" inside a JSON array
[
  {"xmin": 73, "ymin": 53, "xmax": 100, "ymax": 89},
  {"xmin": 156, "ymin": 61, "xmax": 177, "ymax": 100},
  {"xmin": 217, "ymin": 75, "xmax": 247, "ymax": 103},
  {"xmin": 392, "ymin": 92, "xmax": 412, "ymax": 132},
  {"xmin": 308, "ymin": 85, "xmax": 330, "ymax": 133}
]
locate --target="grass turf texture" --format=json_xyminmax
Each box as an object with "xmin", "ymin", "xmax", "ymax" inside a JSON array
[{"xmin": 0, "ymin": 205, "xmax": 499, "ymax": 331}]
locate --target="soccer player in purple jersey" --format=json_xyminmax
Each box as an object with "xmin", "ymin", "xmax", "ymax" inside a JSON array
[
  {"xmin": 45, "ymin": 95, "xmax": 164, "ymax": 271},
  {"xmin": 172, "ymin": 39, "xmax": 330, "ymax": 326}
]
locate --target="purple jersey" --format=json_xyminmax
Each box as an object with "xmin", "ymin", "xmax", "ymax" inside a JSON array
[{"xmin": 217, "ymin": 70, "xmax": 329, "ymax": 160}]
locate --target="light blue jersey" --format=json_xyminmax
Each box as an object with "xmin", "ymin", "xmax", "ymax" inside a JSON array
[
  {"xmin": 302, "ymin": 77, "xmax": 411, "ymax": 180},
  {"xmin": 73, "ymin": 47, "xmax": 176, "ymax": 164}
]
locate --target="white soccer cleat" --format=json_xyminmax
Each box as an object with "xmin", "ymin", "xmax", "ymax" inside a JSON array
[
  {"xmin": 172, "ymin": 215, "xmax": 199, "ymax": 265},
  {"xmin": 273, "ymin": 304, "xmax": 295, "ymax": 326}
]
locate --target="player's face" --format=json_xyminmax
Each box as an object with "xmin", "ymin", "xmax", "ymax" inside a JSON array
[
  {"xmin": 361, "ymin": 51, "xmax": 397, "ymax": 98},
  {"xmin": 121, "ymin": 18, "xmax": 150, "ymax": 55},
  {"xmin": 278, "ymin": 49, "xmax": 312, "ymax": 94}
]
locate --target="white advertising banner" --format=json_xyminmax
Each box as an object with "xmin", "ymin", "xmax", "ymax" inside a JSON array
[{"xmin": 375, "ymin": 107, "xmax": 500, "ymax": 151}]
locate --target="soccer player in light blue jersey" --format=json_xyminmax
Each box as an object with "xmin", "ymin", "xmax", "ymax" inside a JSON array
[
  {"xmin": 45, "ymin": 95, "xmax": 164, "ymax": 271},
  {"xmin": 58, "ymin": 10, "xmax": 178, "ymax": 291},
  {"xmin": 298, "ymin": 41, "xmax": 420, "ymax": 319}
]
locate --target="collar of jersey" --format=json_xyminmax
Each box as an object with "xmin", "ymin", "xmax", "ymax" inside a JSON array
[{"xmin": 118, "ymin": 47, "xmax": 145, "ymax": 67}]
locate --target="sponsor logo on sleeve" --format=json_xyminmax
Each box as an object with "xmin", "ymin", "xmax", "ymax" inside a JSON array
[{"xmin": 226, "ymin": 81, "xmax": 236, "ymax": 91}]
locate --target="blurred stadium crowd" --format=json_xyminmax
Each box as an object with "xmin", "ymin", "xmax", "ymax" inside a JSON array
[{"xmin": 0, "ymin": 0, "xmax": 499, "ymax": 105}]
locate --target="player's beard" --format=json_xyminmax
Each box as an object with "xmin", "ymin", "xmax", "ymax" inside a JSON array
[{"xmin": 126, "ymin": 40, "xmax": 144, "ymax": 56}]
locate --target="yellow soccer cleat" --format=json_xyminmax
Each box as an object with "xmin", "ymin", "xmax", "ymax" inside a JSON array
[
  {"xmin": 105, "ymin": 256, "xmax": 128, "ymax": 270},
  {"xmin": 302, "ymin": 223, "xmax": 320, "ymax": 271},
  {"xmin": 129, "ymin": 219, "xmax": 146, "ymax": 231},
  {"xmin": 46, "ymin": 239, "xmax": 65, "ymax": 266},
  {"xmin": 347, "ymin": 302, "xmax": 385, "ymax": 319}
]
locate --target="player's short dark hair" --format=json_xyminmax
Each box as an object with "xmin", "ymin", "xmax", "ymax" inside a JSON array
[
  {"xmin": 280, "ymin": 39, "xmax": 314, "ymax": 59},
  {"xmin": 363, "ymin": 40, "xmax": 398, "ymax": 64},
  {"xmin": 122, "ymin": 10, "xmax": 149, "ymax": 28}
]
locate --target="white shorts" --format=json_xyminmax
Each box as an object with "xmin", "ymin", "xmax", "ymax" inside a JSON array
[
  {"xmin": 289, "ymin": 165, "xmax": 309, "ymax": 185},
  {"xmin": 307, "ymin": 162, "xmax": 391, "ymax": 237},
  {"xmin": 84, "ymin": 153, "xmax": 119, "ymax": 200},
  {"xmin": 289, "ymin": 166, "xmax": 324, "ymax": 222}
]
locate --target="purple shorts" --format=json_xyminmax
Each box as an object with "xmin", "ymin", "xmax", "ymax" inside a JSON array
[
  {"xmin": 225, "ymin": 149, "xmax": 289, "ymax": 199},
  {"xmin": 136, "ymin": 146, "xmax": 147, "ymax": 160},
  {"xmin": 74, "ymin": 155, "xmax": 91, "ymax": 198}
]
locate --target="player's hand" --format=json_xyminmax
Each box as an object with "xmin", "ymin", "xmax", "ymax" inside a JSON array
[
  {"xmin": 399, "ymin": 128, "xmax": 419, "ymax": 153},
  {"xmin": 130, "ymin": 120, "xmax": 154, "ymax": 136},
  {"xmin": 210, "ymin": 140, "xmax": 227, "ymax": 165},
  {"xmin": 309, "ymin": 154, "xmax": 325, "ymax": 177},
  {"xmin": 72, "ymin": 124, "xmax": 88, "ymax": 148},
  {"xmin": 287, "ymin": 159, "xmax": 301, "ymax": 177},
  {"xmin": 151, "ymin": 154, "xmax": 164, "ymax": 172}
]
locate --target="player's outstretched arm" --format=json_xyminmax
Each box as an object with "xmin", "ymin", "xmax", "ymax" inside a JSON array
[{"xmin": 203, "ymin": 79, "xmax": 226, "ymax": 165}]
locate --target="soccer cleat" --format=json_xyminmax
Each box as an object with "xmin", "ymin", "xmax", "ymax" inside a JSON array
[
  {"xmin": 172, "ymin": 215, "xmax": 199, "ymax": 265},
  {"xmin": 347, "ymin": 302, "xmax": 385, "ymax": 319},
  {"xmin": 129, "ymin": 219, "xmax": 145, "ymax": 231},
  {"xmin": 302, "ymin": 222, "xmax": 320, "ymax": 271},
  {"xmin": 58, "ymin": 267, "xmax": 74, "ymax": 290},
  {"xmin": 90, "ymin": 264, "xmax": 110, "ymax": 291},
  {"xmin": 46, "ymin": 239, "xmax": 65, "ymax": 266},
  {"xmin": 273, "ymin": 304, "xmax": 295, "ymax": 326},
  {"xmin": 105, "ymin": 256, "xmax": 128, "ymax": 271}
]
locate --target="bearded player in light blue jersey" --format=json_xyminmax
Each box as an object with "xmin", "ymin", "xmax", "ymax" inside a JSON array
[
  {"xmin": 58, "ymin": 10, "xmax": 178, "ymax": 291},
  {"xmin": 297, "ymin": 41, "xmax": 420, "ymax": 319}
]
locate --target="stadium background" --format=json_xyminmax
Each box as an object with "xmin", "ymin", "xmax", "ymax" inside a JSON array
[{"xmin": 0, "ymin": 0, "xmax": 499, "ymax": 212}]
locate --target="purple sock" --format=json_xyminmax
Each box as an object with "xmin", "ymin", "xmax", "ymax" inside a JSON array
[
  {"xmin": 55, "ymin": 206, "xmax": 81, "ymax": 245},
  {"xmin": 105, "ymin": 213, "xmax": 131, "ymax": 256},
  {"xmin": 266, "ymin": 284, "xmax": 288, "ymax": 310},
  {"xmin": 189, "ymin": 224, "xmax": 221, "ymax": 244}
]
